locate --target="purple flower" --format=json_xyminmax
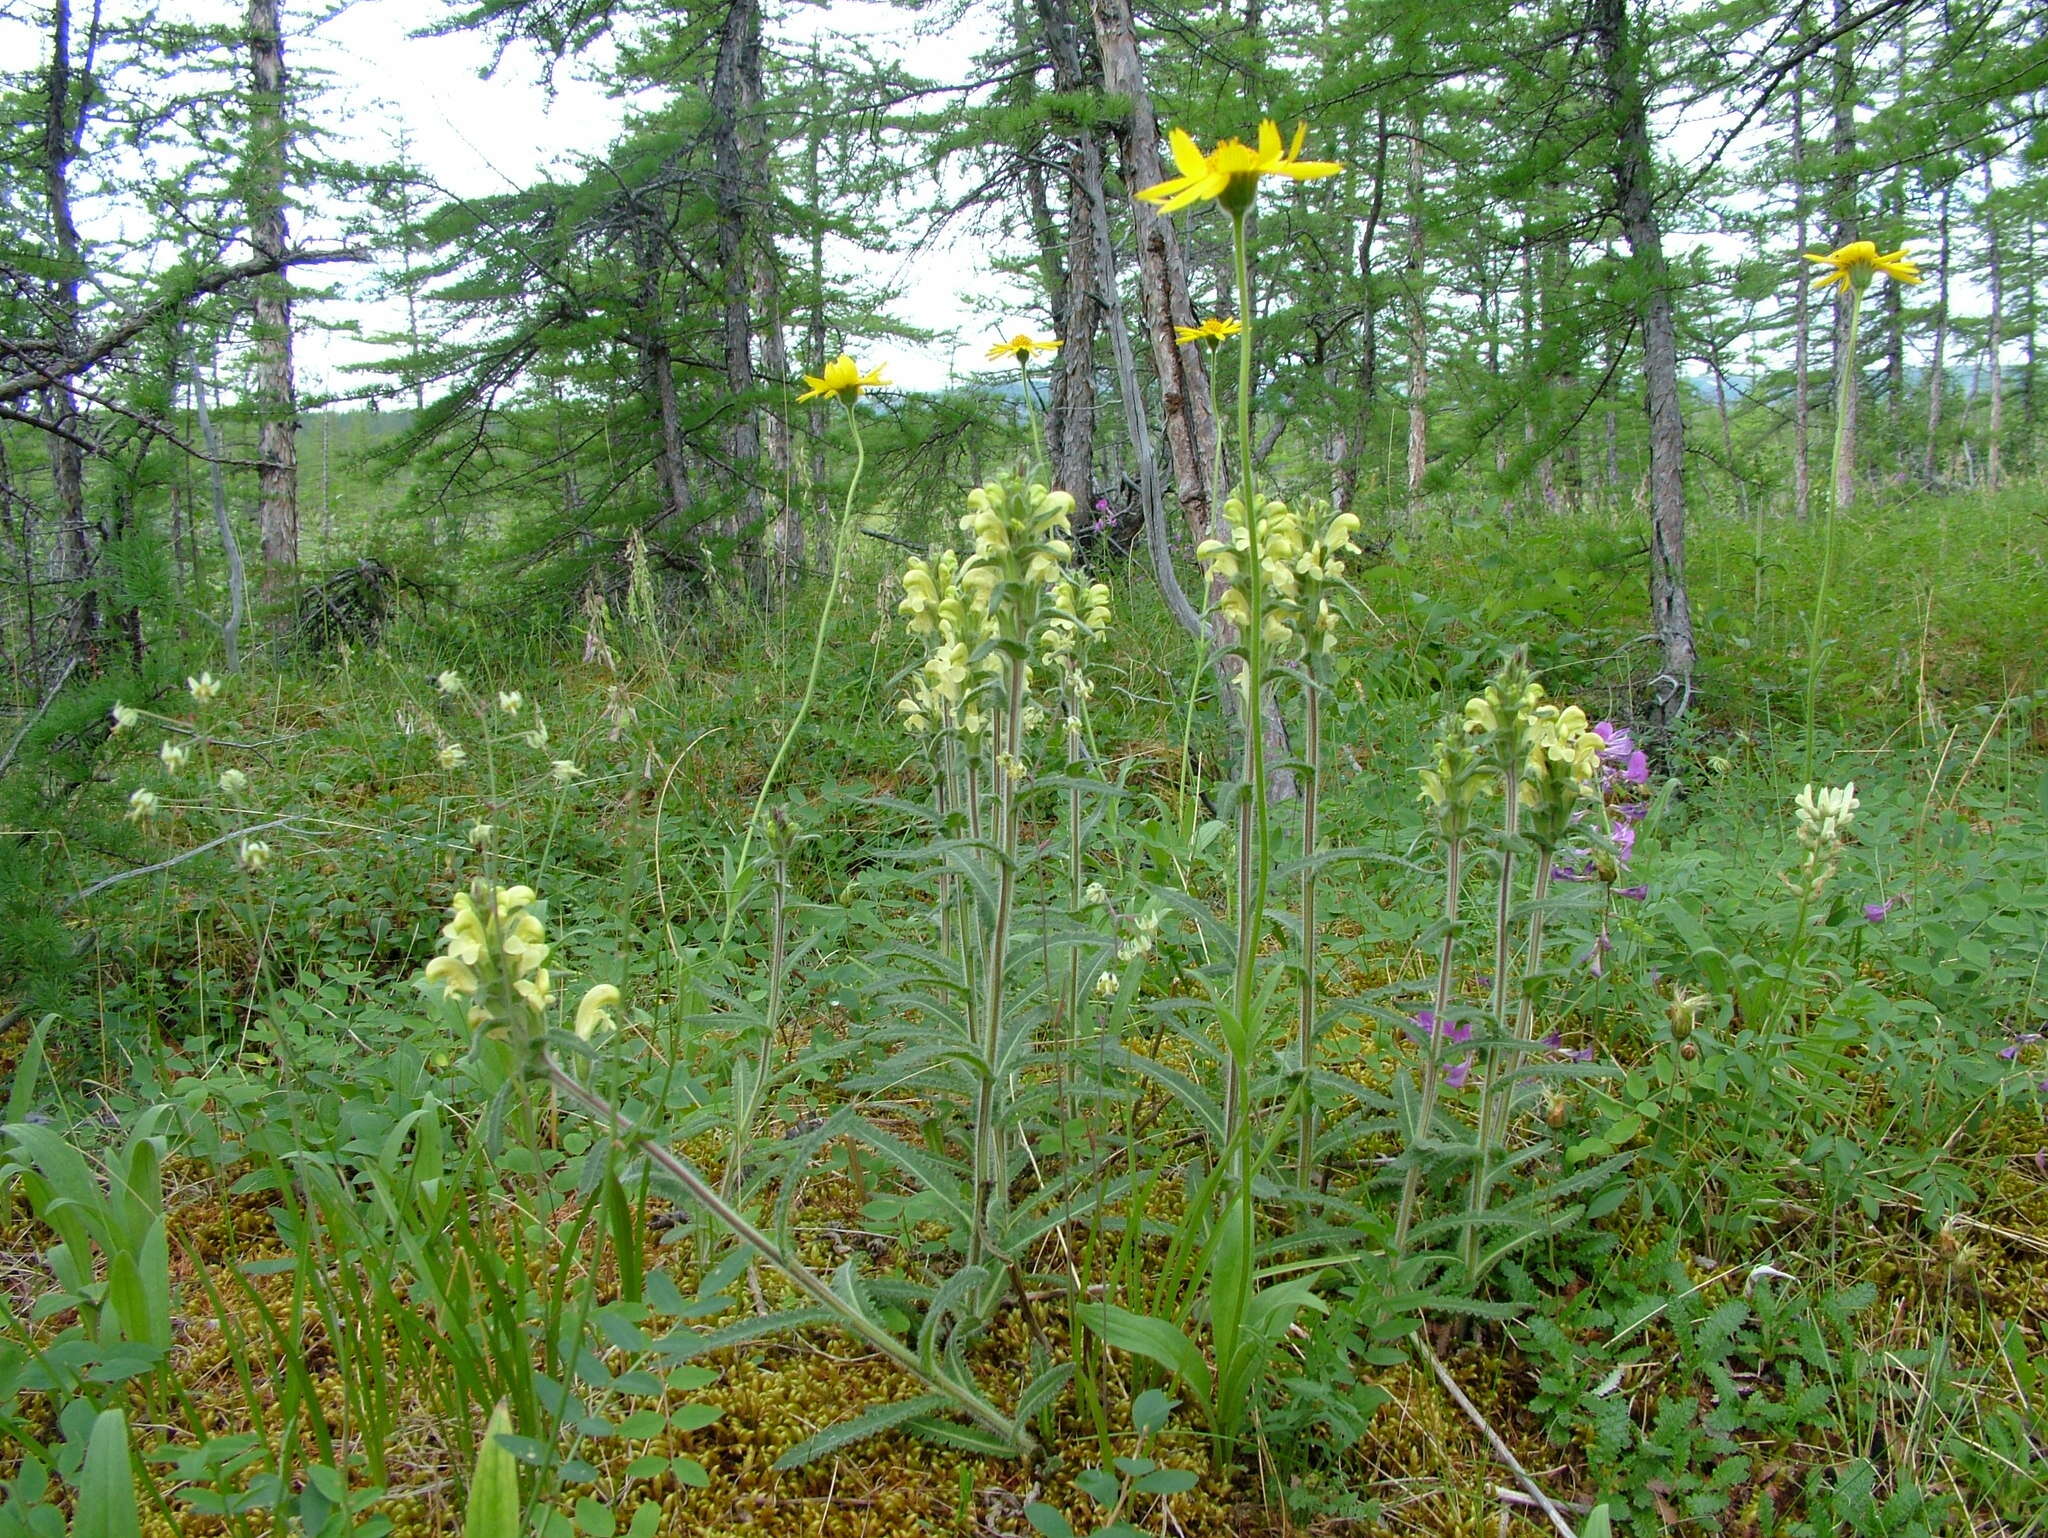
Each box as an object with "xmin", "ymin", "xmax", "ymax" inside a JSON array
[
  {"xmin": 1614, "ymin": 801, "xmax": 1647, "ymax": 822},
  {"xmin": 1570, "ymin": 1045, "xmax": 1596, "ymax": 1063},
  {"xmin": 1553, "ymin": 859, "xmax": 1593, "ymax": 883},
  {"xmin": 2000, "ymin": 1033, "xmax": 2042, "ymax": 1061},
  {"xmin": 1414, "ymin": 1010, "xmax": 1472, "ymax": 1045},
  {"xmin": 1592, "ymin": 722, "xmax": 1650, "ymax": 787},
  {"xmin": 1863, "ymin": 896, "xmax": 1899, "ymax": 924},
  {"xmin": 1541, "ymin": 1030, "xmax": 1563, "ymax": 1050},
  {"xmin": 1611, "ymin": 823, "xmax": 1637, "ymax": 864},
  {"xmin": 1445, "ymin": 1056, "xmax": 1473, "ymax": 1089},
  {"xmin": 1616, "ymin": 884, "xmax": 1649, "ymax": 901}
]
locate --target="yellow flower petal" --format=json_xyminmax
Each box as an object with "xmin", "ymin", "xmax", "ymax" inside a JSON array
[{"xmin": 1136, "ymin": 120, "xmax": 1342, "ymax": 214}]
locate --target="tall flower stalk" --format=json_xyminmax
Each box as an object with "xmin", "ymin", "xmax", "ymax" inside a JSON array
[
  {"xmin": 988, "ymin": 333, "xmax": 1059, "ymax": 471},
  {"xmin": 1141, "ymin": 121, "xmax": 1338, "ymax": 1193},
  {"xmin": 1800, "ymin": 241, "xmax": 1921, "ymax": 781},
  {"xmin": 724, "ymin": 356, "xmax": 884, "ymax": 945}
]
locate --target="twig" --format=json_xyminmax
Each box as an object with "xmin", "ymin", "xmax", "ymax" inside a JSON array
[
  {"xmin": 1414, "ymin": 1335, "xmax": 1579, "ymax": 1538},
  {"xmin": 859, "ymin": 524, "xmax": 926, "ymax": 553},
  {"xmin": 0, "ymin": 657, "xmax": 78, "ymax": 781},
  {"xmin": 66, "ymin": 818, "xmax": 300, "ymax": 905}
]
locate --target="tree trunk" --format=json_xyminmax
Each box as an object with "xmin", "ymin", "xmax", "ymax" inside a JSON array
[
  {"xmin": 1828, "ymin": 0, "xmax": 1858, "ymax": 508},
  {"xmin": 804, "ymin": 41, "xmax": 829, "ymax": 570},
  {"xmin": 1594, "ymin": 0, "xmax": 1694, "ymax": 718},
  {"xmin": 1984, "ymin": 157, "xmax": 2003, "ymax": 491},
  {"xmin": 1090, "ymin": 0, "xmax": 1219, "ymax": 543},
  {"xmin": 635, "ymin": 227, "xmax": 694, "ymax": 534},
  {"xmin": 43, "ymin": 0, "xmax": 95, "ymax": 667},
  {"xmin": 712, "ymin": 0, "xmax": 764, "ymax": 590},
  {"xmin": 1036, "ymin": 0, "xmax": 1102, "ymax": 511},
  {"xmin": 1403, "ymin": 106, "xmax": 1427, "ymax": 510},
  {"xmin": 1922, "ymin": 182, "xmax": 1950, "ymax": 483},
  {"xmin": 247, "ymin": 0, "xmax": 299, "ymax": 603},
  {"xmin": 1791, "ymin": 42, "xmax": 1811, "ymax": 521}
]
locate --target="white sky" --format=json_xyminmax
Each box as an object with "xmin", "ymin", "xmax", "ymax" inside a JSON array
[{"xmin": 300, "ymin": 0, "xmax": 1029, "ymax": 397}]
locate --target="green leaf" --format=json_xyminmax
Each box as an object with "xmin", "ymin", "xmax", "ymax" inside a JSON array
[
  {"xmin": 462, "ymin": 1401, "xmax": 522, "ymax": 1538},
  {"xmin": 1078, "ymin": 1304, "xmax": 1212, "ymax": 1408},
  {"xmin": 772, "ymin": 1394, "xmax": 950, "ymax": 1470},
  {"xmin": 1130, "ymin": 1389, "xmax": 1177, "ymax": 1439},
  {"xmin": 1023, "ymin": 1503, "xmax": 1077, "ymax": 1538},
  {"xmin": 1014, "ymin": 1362, "xmax": 1074, "ymax": 1426},
  {"xmin": 74, "ymin": 1411, "xmax": 140, "ymax": 1538}
]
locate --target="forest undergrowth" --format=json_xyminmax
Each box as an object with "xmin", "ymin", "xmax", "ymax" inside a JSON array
[{"xmin": 3, "ymin": 466, "xmax": 2046, "ymax": 1538}]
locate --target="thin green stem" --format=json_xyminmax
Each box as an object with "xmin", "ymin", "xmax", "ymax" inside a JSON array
[
  {"xmin": 1393, "ymin": 836, "xmax": 1462, "ymax": 1255},
  {"xmin": 970, "ymin": 648, "xmax": 1029, "ymax": 1273},
  {"xmin": 1224, "ymin": 210, "xmax": 1270, "ymax": 1192},
  {"xmin": 724, "ymin": 400, "xmax": 866, "ymax": 946},
  {"xmin": 1806, "ymin": 284, "xmax": 1862, "ymax": 783},
  {"xmin": 1294, "ymin": 673, "xmax": 1321, "ymax": 1190},
  {"xmin": 1019, "ymin": 359, "xmax": 1047, "ymax": 472},
  {"xmin": 1464, "ymin": 781, "xmax": 1519, "ymax": 1280}
]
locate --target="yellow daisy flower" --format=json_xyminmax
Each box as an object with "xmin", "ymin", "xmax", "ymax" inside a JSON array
[
  {"xmin": 1137, "ymin": 120, "xmax": 1341, "ymax": 216},
  {"xmin": 797, "ymin": 354, "xmax": 888, "ymax": 404},
  {"xmin": 1802, "ymin": 241, "xmax": 1922, "ymax": 295},
  {"xmin": 986, "ymin": 333, "xmax": 1059, "ymax": 363},
  {"xmin": 1175, "ymin": 316, "xmax": 1244, "ymax": 348}
]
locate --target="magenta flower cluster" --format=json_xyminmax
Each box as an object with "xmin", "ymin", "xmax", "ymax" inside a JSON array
[{"xmin": 1553, "ymin": 719, "xmax": 1651, "ymax": 899}]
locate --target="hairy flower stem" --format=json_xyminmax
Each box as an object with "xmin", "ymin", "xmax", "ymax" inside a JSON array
[
  {"xmin": 1480, "ymin": 860, "xmax": 1554, "ymax": 1158},
  {"xmin": 970, "ymin": 648, "xmax": 1029, "ymax": 1274},
  {"xmin": 1294, "ymin": 675, "xmax": 1322, "ymax": 1189},
  {"xmin": 720, "ymin": 849, "xmax": 789, "ymax": 1206},
  {"xmin": 1806, "ymin": 283, "xmax": 1862, "ymax": 783},
  {"xmin": 544, "ymin": 1058, "xmax": 1028, "ymax": 1454},
  {"xmin": 724, "ymin": 402, "xmax": 866, "ymax": 947},
  {"xmin": 1393, "ymin": 837, "xmax": 1463, "ymax": 1254},
  {"xmin": 1018, "ymin": 359, "xmax": 1048, "ymax": 472},
  {"xmin": 1464, "ymin": 786, "xmax": 1521, "ymax": 1279},
  {"xmin": 1065, "ymin": 712, "xmax": 1085, "ymax": 1048},
  {"xmin": 1223, "ymin": 210, "xmax": 1272, "ymax": 1194}
]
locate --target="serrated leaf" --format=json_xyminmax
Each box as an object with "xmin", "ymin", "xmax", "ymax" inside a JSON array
[
  {"xmin": 1015, "ymin": 1362, "xmax": 1075, "ymax": 1425},
  {"xmin": 772, "ymin": 1394, "xmax": 950, "ymax": 1470}
]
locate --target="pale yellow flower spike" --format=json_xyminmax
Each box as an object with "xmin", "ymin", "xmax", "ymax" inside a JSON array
[
  {"xmin": 1137, "ymin": 120, "xmax": 1341, "ymax": 215},
  {"xmin": 1802, "ymin": 240, "xmax": 1923, "ymax": 295},
  {"xmin": 797, "ymin": 353, "xmax": 888, "ymax": 404}
]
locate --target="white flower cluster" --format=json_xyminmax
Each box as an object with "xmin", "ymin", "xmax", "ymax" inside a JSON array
[{"xmin": 1791, "ymin": 782, "xmax": 1858, "ymax": 898}]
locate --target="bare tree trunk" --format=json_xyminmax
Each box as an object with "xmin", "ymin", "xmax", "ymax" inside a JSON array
[
  {"xmin": 1334, "ymin": 106, "xmax": 1391, "ymax": 515},
  {"xmin": 1984, "ymin": 157, "xmax": 2004, "ymax": 491},
  {"xmin": 636, "ymin": 228, "xmax": 694, "ymax": 533},
  {"xmin": 1791, "ymin": 43, "xmax": 1812, "ymax": 521},
  {"xmin": 1091, "ymin": 0, "xmax": 1219, "ymax": 543},
  {"xmin": 1403, "ymin": 107, "xmax": 1427, "ymax": 510},
  {"xmin": 1037, "ymin": 0, "xmax": 1102, "ymax": 509},
  {"xmin": 1828, "ymin": 0, "xmax": 1859, "ymax": 508},
  {"xmin": 1594, "ymin": 0, "xmax": 1694, "ymax": 719},
  {"xmin": 757, "ymin": 253, "xmax": 798, "ymax": 577},
  {"xmin": 1086, "ymin": 154, "xmax": 1199, "ymax": 643},
  {"xmin": 190, "ymin": 360, "xmax": 244, "ymax": 673},
  {"xmin": 712, "ymin": 0, "xmax": 764, "ymax": 590},
  {"xmin": 247, "ymin": 0, "xmax": 299, "ymax": 605},
  {"xmin": 804, "ymin": 42, "xmax": 829, "ymax": 570},
  {"xmin": 43, "ymin": 0, "xmax": 95, "ymax": 667},
  {"xmin": 1922, "ymin": 182, "xmax": 1951, "ymax": 483}
]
